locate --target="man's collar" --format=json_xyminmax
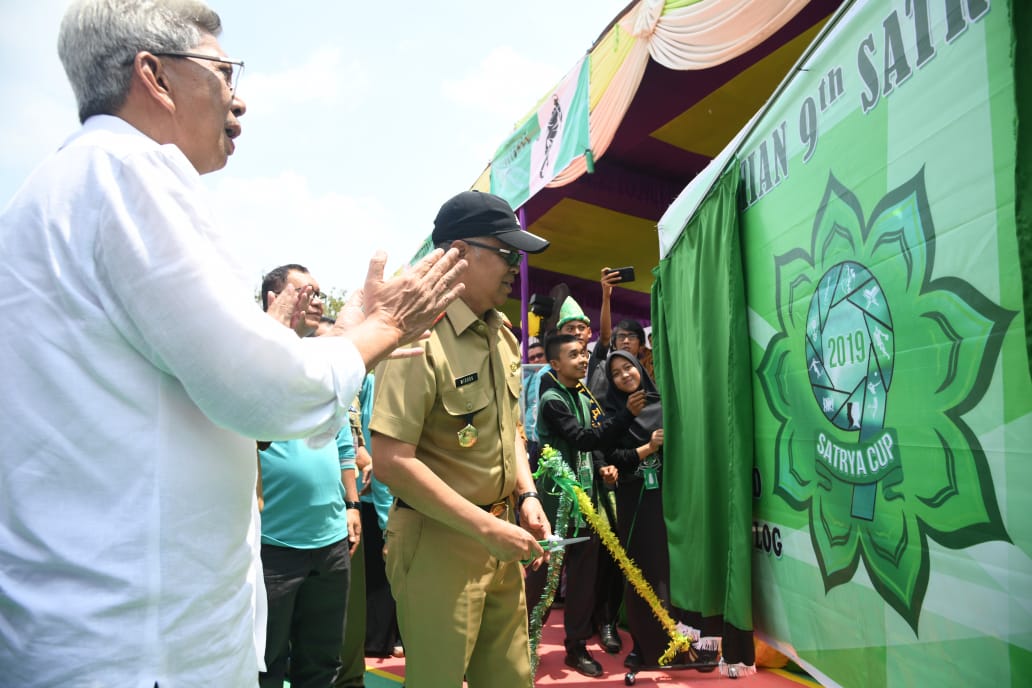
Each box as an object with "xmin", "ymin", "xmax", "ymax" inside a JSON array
[{"xmin": 442, "ymin": 299, "xmax": 501, "ymax": 336}]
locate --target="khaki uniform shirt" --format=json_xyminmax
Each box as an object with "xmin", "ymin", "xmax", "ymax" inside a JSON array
[{"xmin": 371, "ymin": 299, "xmax": 521, "ymax": 506}]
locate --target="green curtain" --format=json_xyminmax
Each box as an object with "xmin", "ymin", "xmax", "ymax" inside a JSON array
[{"xmin": 651, "ymin": 162, "xmax": 755, "ymax": 662}]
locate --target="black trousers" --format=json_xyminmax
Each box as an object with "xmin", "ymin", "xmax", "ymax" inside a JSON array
[
  {"xmin": 524, "ymin": 530, "xmax": 601, "ymax": 647},
  {"xmin": 259, "ymin": 538, "xmax": 352, "ymax": 688},
  {"xmin": 615, "ymin": 481, "xmax": 672, "ymax": 665},
  {"xmin": 360, "ymin": 503, "xmax": 401, "ymax": 655},
  {"xmin": 593, "ymin": 490, "xmax": 623, "ymax": 630}
]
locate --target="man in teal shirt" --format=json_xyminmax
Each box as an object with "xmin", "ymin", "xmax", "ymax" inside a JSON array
[{"xmin": 259, "ymin": 264, "xmax": 362, "ymax": 688}]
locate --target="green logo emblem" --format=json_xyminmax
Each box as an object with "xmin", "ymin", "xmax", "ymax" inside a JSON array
[
  {"xmin": 757, "ymin": 170, "xmax": 1014, "ymax": 630},
  {"xmin": 806, "ymin": 261, "xmax": 897, "ymax": 521}
]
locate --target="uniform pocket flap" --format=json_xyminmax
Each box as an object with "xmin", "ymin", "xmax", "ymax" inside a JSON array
[{"xmin": 441, "ymin": 385, "xmax": 491, "ymax": 417}]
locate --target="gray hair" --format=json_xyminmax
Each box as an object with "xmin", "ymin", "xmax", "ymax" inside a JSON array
[{"xmin": 58, "ymin": 0, "xmax": 222, "ymax": 123}]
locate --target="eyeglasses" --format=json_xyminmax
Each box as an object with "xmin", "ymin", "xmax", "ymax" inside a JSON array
[
  {"xmin": 463, "ymin": 240, "xmax": 523, "ymax": 268},
  {"xmin": 615, "ymin": 332, "xmax": 640, "ymax": 342},
  {"xmin": 153, "ymin": 51, "xmax": 245, "ymax": 94},
  {"xmin": 275, "ymin": 288, "xmax": 326, "ymax": 302}
]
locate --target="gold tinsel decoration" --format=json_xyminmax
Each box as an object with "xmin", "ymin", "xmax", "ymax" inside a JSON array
[{"xmin": 535, "ymin": 446, "xmax": 694, "ymax": 666}]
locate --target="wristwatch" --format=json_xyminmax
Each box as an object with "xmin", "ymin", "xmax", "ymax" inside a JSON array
[
  {"xmin": 517, "ymin": 491, "xmax": 540, "ymax": 509},
  {"xmin": 345, "ymin": 500, "xmax": 362, "ymax": 511}
]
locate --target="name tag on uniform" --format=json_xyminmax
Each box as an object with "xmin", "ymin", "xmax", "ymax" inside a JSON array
[{"xmin": 455, "ymin": 372, "xmax": 478, "ymax": 387}]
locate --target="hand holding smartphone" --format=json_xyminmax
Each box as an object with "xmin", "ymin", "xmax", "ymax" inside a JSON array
[{"xmin": 610, "ymin": 266, "xmax": 636, "ymax": 284}]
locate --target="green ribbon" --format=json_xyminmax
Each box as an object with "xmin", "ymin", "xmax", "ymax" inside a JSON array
[
  {"xmin": 528, "ymin": 489, "xmax": 569, "ymax": 678},
  {"xmin": 533, "ymin": 447, "xmax": 584, "ymax": 535},
  {"xmin": 528, "ymin": 444, "xmax": 585, "ymax": 680}
]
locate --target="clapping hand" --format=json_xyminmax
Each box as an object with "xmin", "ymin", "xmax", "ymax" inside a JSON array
[
  {"xmin": 266, "ymin": 283, "xmax": 312, "ymax": 333},
  {"xmin": 335, "ymin": 288, "xmax": 429, "ymax": 360},
  {"xmin": 325, "ymin": 248, "xmax": 467, "ymax": 365},
  {"xmin": 358, "ymin": 248, "xmax": 465, "ymax": 344}
]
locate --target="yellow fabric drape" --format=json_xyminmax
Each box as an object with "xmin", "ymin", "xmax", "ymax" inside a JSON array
[{"xmin": 543, "ymin": 0, "xmax": 809, "ymax": 190}]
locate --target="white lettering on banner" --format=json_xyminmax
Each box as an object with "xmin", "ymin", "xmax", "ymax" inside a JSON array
[{"xmin": 816, "ymin": 431, "xmax": 897, "ymax": 482}]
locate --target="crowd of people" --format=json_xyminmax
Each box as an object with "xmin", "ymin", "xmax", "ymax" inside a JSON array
[
  {"xmin": 0, "ymin": 1, "xmax": 702, "ymax": 687},
  {"xmin": 519, "ymin": 267, "xmax": 701, "ymax": 678}
]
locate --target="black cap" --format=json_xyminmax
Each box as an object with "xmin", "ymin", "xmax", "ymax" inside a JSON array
[{"xmin": 432, "ymin": 191, "xmax": 550, "ymax": 254}]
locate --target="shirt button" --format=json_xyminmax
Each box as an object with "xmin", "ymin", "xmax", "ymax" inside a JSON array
[{"xmin": 466, "ymin": 402, "xmax": 473, "ymax": 410}]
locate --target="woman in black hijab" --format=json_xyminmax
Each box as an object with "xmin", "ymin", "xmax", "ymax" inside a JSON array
[{"xmin": 601, "ymin": 349, "xmax": 679, "ymax": 669}]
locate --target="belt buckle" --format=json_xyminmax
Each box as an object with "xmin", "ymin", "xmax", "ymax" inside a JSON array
[{"xmin": 488, "ymin": 501, "xmax": 507, "ymax": 519}]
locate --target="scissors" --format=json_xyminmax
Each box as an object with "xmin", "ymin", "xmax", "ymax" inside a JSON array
[
  {"xmin": 538, "ymin": 536, "xmax": 590, "ymax": 551},
  {"xmin": 520, "ymin": 536, "xmax": 590, "ymax": 565}
]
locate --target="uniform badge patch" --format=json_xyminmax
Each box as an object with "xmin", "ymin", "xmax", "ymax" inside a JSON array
[{"xmin": 455, "ymin": 372, "xmax": 478, "ymax": 387}]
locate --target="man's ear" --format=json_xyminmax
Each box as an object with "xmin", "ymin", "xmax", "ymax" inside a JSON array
[{"xmin": 134, "ymin": 52, "xmax": 176, "ymax": 111}]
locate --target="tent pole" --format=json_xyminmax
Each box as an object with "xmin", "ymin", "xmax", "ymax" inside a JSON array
[{"xmin": 519, "ymin": 206, "xmax": 529, "ymax": 361}]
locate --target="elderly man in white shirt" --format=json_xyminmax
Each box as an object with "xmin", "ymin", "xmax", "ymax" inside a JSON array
[{"xmin": 0, "ymin": 1, "xmax": 465, "ymax": 687}]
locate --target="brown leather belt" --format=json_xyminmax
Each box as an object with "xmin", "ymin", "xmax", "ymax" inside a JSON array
[{"xmin": 396, "ymin": 497, "xmax": 510, "ymax": 519}]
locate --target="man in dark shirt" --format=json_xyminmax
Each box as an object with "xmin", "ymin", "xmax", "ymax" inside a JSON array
[{"xmin": 535, "ymin": 334, "xmax": 644, "ymax": 677}]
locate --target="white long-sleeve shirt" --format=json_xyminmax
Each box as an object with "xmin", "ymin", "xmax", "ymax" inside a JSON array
[{"xmin": 0, "ymin": 116, "xmax": 365, "ymax": 687}]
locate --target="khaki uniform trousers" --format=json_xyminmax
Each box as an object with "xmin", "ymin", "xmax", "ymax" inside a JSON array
[{"xmin": 385, "ymin": 505, "xmax": 531, "ymax": 688}]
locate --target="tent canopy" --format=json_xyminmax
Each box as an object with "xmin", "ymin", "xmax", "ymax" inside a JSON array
[{"xmin": 475, "ymin": 0, "xmax": 843, "ymax": 334}]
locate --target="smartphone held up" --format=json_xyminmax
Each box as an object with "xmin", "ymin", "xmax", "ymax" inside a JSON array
[{"xmin": 610, "ymin": 266, "xmax": 635, "ymax": 284}]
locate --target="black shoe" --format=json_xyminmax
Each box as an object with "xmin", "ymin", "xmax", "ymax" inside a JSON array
[
  {"xmin": 599, "ymin": 624, "xmax": 622, "ymax": 654},
  {"xmin": 623, "ymin": 650, "xmax": 642, "ymax": 669},
  {"xmin": 564, "ymin": 645, "xmax": 603, "ymax": 678}
]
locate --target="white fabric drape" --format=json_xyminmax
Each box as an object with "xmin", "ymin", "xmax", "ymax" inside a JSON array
[
  {"xmin": 547, "ymin": 0, "xmax": 811, "ymax": 189},
  {"xmin": 638, "ymin": 0, "xmax": 812, "ymax": 70}
]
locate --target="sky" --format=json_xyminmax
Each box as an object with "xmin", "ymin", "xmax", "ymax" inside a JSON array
[{"xmin": 0, "ymin": 0, "xmax": 631, "ymax": 294}]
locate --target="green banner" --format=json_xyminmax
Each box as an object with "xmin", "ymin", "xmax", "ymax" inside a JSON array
[
  {"xmin": 657, "ymin": 0, "xmax": 1031, "ymax": 685},
  {"xmin": 490, "ymin": 57, "xmax": 591, "ymax": 210}
]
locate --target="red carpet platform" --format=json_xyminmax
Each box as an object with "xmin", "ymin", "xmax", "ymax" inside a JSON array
[{"xmin": 361, "ymin": 608, "xmax": 819, "ymax": 687}]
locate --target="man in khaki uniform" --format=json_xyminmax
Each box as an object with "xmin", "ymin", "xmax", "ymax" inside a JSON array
[{"xmin": 372, "ymin": 191, "xmax": 552, "ymax": 688}]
